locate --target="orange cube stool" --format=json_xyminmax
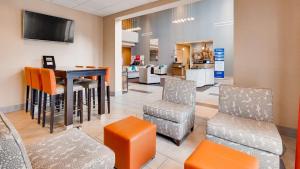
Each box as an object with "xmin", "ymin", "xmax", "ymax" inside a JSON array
[
  {"xmin": 185, "ymin": 140, "xmax": 259, "ymax": 169},
  {"xmin": 104, "ymin": 116, "xmax": 156, "ymax": 169}
]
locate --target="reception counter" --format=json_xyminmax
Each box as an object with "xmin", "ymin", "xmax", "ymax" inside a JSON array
[{"xmin": 186, "ymin": 66, "xmax": 214, "ymax": 87}]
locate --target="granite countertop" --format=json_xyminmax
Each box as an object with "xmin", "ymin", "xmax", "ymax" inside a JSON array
[{"xmin": 190, "ymin": 63, "xmax": 215, "ymax": 69}]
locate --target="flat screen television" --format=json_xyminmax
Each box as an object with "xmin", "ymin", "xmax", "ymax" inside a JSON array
[{"xmin": 23, "ymin": 11, "xmax": 75, "ymax": 43}]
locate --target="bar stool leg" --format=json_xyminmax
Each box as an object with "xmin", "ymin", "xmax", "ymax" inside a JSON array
[
  {"xmin": 50, "ymin": 95, "xmax": 56, "ymax": 134},
  {"xmin": 78, "ymin": 90, "xmax": 83, "ymax": 123},
  {"xmin": 88, "ymin": 89, "xmax": 91, "ymax": 121},
  {"xmin": 56, "ymin": 95, "xmax": 61, "ymax": 112},
  {"xmin": 61, "ymin": 94, "xmax": 64, "ymax": 110},
  {"xmin": 92, "ymin": 88, "xmax": 96, "ymax": 108},
  {"xmin": 85, "ymin": 88, "xmax": 88, "ymax": 105},
  {"xmin": 107, "ymin": 86, "xmax": 110, "ymax": 114},
  {"xmin": 30, "ymin": 89, "xmax": 36, "ymax": 119},
  {"xmin": 25, "ymin": 86, "xmax": 30, "ymax": 112},
  {"xmin": 38, "ymin": 91, "xmax": 43, "ymax": 124},
  {"xmin": 42, "ymin": 93, "xmax": 47, "ymax": 127},
  {"xmin": 73, "ymin": 91, "xmax": 77, "ymax": 115}
]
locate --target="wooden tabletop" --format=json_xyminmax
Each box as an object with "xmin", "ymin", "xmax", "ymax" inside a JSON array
[{"xmin": 55, "ymin": 67, "xmax": 106, "ymax": 72}]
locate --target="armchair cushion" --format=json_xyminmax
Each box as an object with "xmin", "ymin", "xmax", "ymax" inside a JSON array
[
  {"xmin": 207, "ymin": 113, "xmax": 283, "ymax": 155},
  {"xmin": 219, "ymin": 85, "xmax": 273, "ymax": 122},
  {"xmin": 163, "ymin": 78, "xmax": 196, "ymax": 106},
  {"xmin": 143, "ymin": 100, "xmax": 194, "ymax": 123},
  {"xmin": 27, "ymin": 128, "xmax": 115, "ymax": 169}
]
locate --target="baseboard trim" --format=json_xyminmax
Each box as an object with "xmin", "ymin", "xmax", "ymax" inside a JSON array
[
  {"xmin": 277, "ymin": 125, "xmax": 297, "ymax": 138},
  {"xmin": 0, "ymin": 104, "xmax": 24, "ymax": 113},
  {"xmin": 110, "ymin": 91, "xmax": 123, "ymax": 96}
]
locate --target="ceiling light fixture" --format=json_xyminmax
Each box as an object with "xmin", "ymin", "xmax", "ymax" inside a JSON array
[{"xmin": 172, "ymin": 0, "xmax": 195, "ymax": 24}]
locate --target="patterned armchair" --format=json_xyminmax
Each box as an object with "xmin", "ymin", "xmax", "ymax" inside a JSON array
[
  {"xmin": 143, "ymin": 78, "xmax": 196, "ymax": 146},
  {"xmin": 206, "ymin": 85, "xmax": 283, "ymax": 169},
  {"xmin": 154, "ymin": 64, "xmax": 168, "ymax": 75},
  {"xmin": 139, "ymin": 66, "xmax": 161, "ymax": 84}
]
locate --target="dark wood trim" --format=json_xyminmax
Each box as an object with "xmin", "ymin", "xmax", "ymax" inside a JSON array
[
  {"xmin": 107, "ymin": 86, "xmax": 110, "ymax": 114},
  {"xmin": 98, "ymin": 74, "xmax": 105, "ymax": 115}
]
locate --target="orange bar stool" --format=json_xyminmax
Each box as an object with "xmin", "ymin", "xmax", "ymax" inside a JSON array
[
  {"xmin": 30, "ymin": 68, "xmax": 43, "ymax": 123},
  {"xmin": 86, "ymin": 66, "xmax": 98, "ymax": 110},
  {"xmin": 77, "ymin": 66, "xmax": 110, "ymax": 120},
  {"xmin": 24, "ymin": 67, "xmax": 32, "ymax": 113},
  {"xmin": 40, "ymin": 68, "xmax": 84, "ymax": 133},
  {"xmin": 184, "ymin": 140, "xmax": 259, "ymax": 169}
]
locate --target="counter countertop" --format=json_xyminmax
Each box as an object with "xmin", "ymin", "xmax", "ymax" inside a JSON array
[{"xmin": 190, "ymin": 64, "xmax": 215, "ymax": 69}]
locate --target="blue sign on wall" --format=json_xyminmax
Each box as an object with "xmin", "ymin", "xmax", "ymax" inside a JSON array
[{"xmin": 214, "ymin": 48, "xmax": 225, "ymax": 78}]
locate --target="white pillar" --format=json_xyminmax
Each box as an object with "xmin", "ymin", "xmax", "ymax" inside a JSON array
[{"xmin": 114, "ymin": 19, "xmax": 123, "ymax": 96}]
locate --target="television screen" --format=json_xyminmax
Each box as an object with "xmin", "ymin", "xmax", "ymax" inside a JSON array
[{"xmin": 23, "ymin": 11, "xmax": 75, "ymax": 43}]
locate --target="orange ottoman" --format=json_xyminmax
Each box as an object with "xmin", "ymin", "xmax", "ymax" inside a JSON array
[
  {"xmin": 104, "ymin": 116, "xmax": 156, "ymax": 169},
  {"xmin": 185, "ymin": 140, "xmax": 259, "ymax": 169}
]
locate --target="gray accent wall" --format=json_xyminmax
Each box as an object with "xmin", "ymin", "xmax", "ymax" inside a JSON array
[{"xmin": 133, "ymin": 0, "xmax": 234, "ymax": 76}]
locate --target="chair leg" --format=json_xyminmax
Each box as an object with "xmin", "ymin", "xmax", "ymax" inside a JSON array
[
  {"xmin": 25, "ymin": 86, "xmax": 30, "ymax": 112},
  {"xmin": 61, "ymin": 94, "xmax": 64, "ymax": 110},
  {"xmin": 88, "ymin": 89, "xmax": 91, "ymax": 121},
  {"xmin": 30, "ymin": 89, "xmax": 36, "ymax": 119},
  {"xmin": 85, "ymin": 88, "xmax": 88, "ymax": 104},
  {"xmin": 34, "ymin": 89, "xmax": 38, "ymax": 105},
  {"xmin": 78, "ymin": 90, "xmax": 83, "ymax": 124},
  {"xmin": 106, "ymin": 86, "xmax": 110, "ymax": 114},
  {"xmin": 56, "ymin": 95, "xmax": 61, "ymax": 112},
  {"xmin": 50, "ymin": 95, "xmax": 55, "ymax": 134},
  {"xmin": 73, "ymin": 91, "xmax": 77, "ymax": 115},
  {"xmin": 173, "ymin": 139, "xmax": 182, "ymax": 146},
  {"xmin": 92, "ymin": 88, "xmax": 96, "ymax": 109},
  {"xmin": 42, "ymin": 93, "xmax": 47, "ymax": 127},
  {"xmin": 37, "ymin": 91, "xmax": 43, "ymax": 124}
]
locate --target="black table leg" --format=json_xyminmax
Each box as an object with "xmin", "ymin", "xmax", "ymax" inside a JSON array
[
  {"xmin": 98, "ymin": 75, "xmax": 105, "ymax": 115},
  {"xmin": 64, "ymin": 77, "xmax": 74, "ymax": 126},
  {"xmin": 107, "ymin": 85, "xmax": 110, "ymax": 114},
  {"xmin": 88, "ymin": 89, "xmax": 91, "ymax": 121}
]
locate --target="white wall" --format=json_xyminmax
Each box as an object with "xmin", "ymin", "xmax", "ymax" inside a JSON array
[
  {"xmin": 133, "ymin": 0, "xmax": 234, "ymax": 76},
  {"xmin": 0, "ymin": 0, "xmax": 103, "ymax": 111}
]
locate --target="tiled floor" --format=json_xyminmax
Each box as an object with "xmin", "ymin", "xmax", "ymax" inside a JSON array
[{"xmin": 6, "ymin": 78, "xmax": 296, "ymax": 169}]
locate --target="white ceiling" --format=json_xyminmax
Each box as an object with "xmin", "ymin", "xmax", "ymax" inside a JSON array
[{"xmin": 43, "ymin": 0, "xmax": 158, "ymax": 16}]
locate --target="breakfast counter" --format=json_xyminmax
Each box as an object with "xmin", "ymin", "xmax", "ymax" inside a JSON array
[{"xmin": 186, "ymin": 64, "xmax": 215, "ymax": 87}]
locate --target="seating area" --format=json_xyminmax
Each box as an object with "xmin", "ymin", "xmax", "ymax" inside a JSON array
[
  {"xmin": 0, "ymin": 0, "xmax": 299, "ymax": 169},
  {"xmin": 207, "ymin": 85, "xmax": 283, "ymax": 169},
  {"xmin": 143, "ymin": 78, "xmax": 196, "ymax": 145},
  {"xmin": 23, "ymin": 65, "xmax": 110, "ymax": 133}
]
